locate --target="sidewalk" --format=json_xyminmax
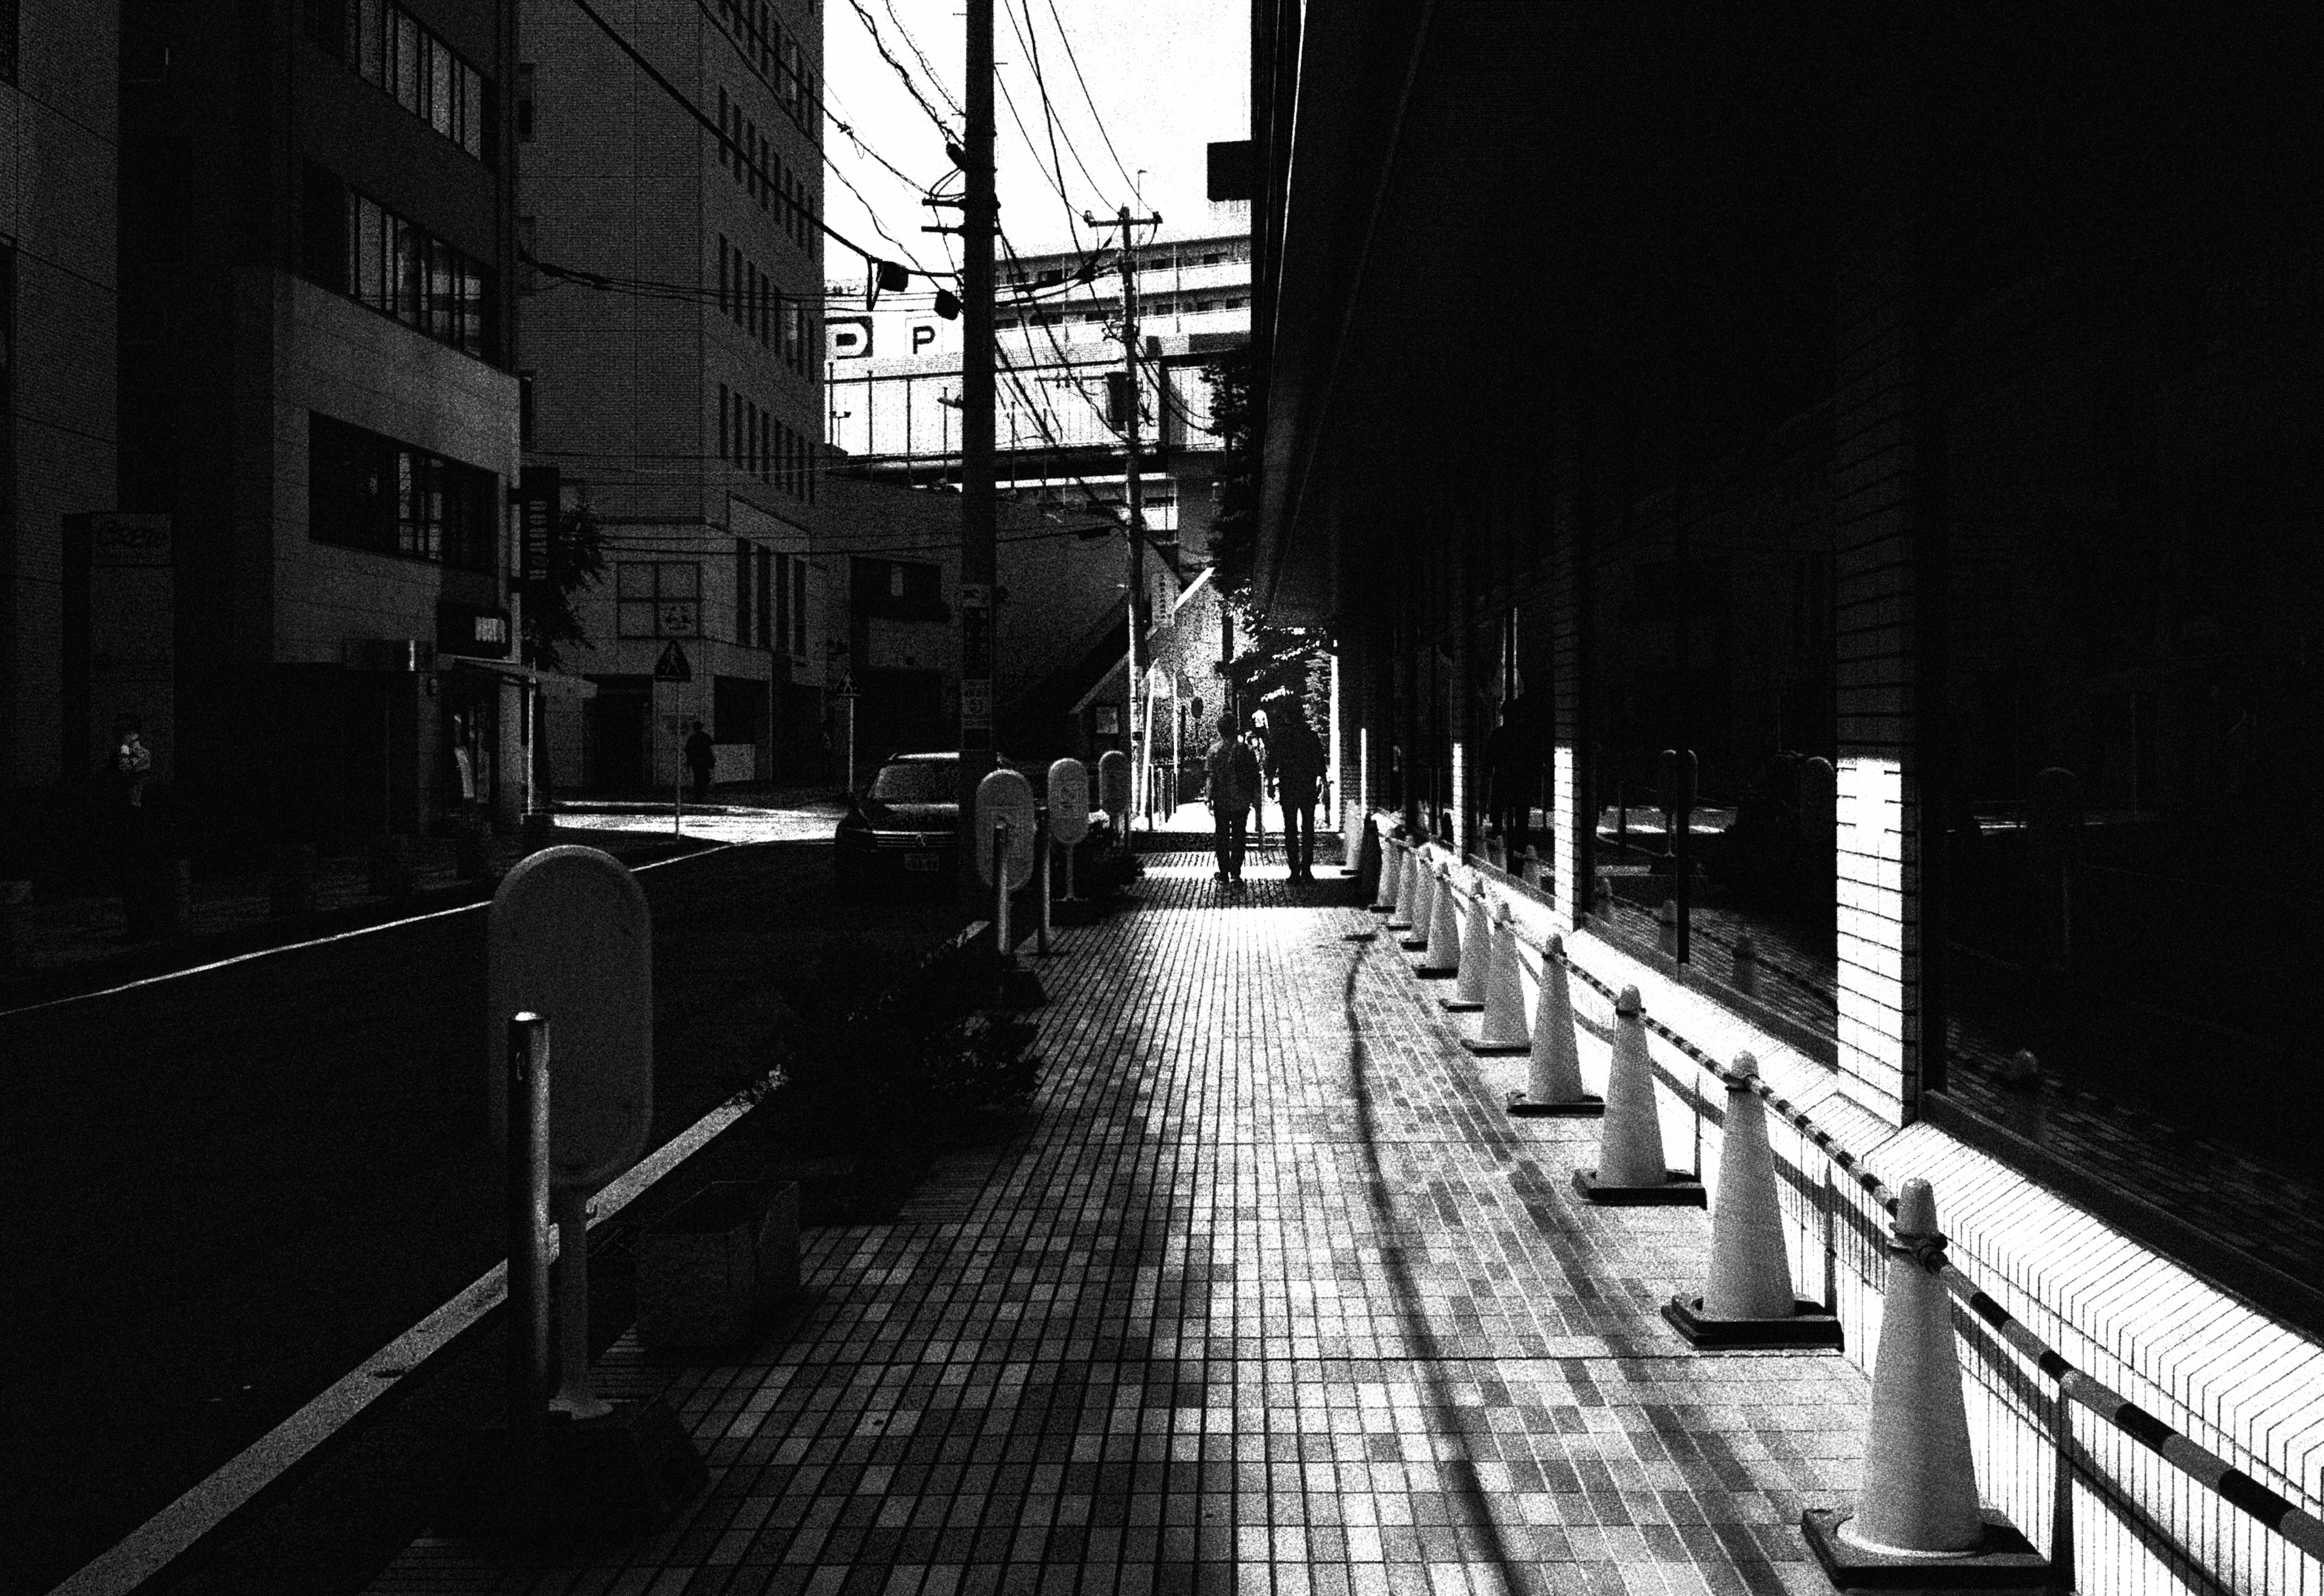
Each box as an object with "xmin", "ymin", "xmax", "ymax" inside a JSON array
[{"xmin": 366, "ymin": 852, "xmax": 1867, "ymax": 1596}]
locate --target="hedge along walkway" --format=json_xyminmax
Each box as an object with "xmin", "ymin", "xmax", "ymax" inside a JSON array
[{"xmin": 369, "ymin": 854, "xmax": 1870, "ymax": 1596}]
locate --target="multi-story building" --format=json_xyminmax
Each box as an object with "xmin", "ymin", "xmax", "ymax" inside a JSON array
[
  {"xmin": 519, "ymin": 0, "xmax": 826, "ymax": 792},
  {"xmin": 99, "ymin": 0, "xmax": 520, "ymax": 843},
  {"xmin": 1, "ymin": 0, "xmax": 117, "ymax": 812}
]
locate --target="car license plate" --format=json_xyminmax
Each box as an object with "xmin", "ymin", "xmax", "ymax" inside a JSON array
[{"xmin": 904, "ymin": 852, "xmax": 941, "ymax": 872}]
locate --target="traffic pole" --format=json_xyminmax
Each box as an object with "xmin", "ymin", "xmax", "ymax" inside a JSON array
[
  {"xmin": 505, "ymin": 1013, "xmax": 551, "ymax": 1534},
  {"xmin": 1035, "ymin": 805, "xmax": 1053, "ymax": 956},
  {"xmin": 993, "ymin": 818, "xmax": 1012, "ymax": 977}
]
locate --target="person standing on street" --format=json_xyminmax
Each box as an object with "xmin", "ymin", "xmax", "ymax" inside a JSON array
[
  {"xmin": 1203, "ymin": 714, "xmax": 1260, "ymax": 885},
  {"xmin": 1267, "ymin": 705, "xmax": 1326, "ymax": 882},
  {"xmin": 684, "ymin": 720, "xmax": 715, "ymax": 801},
  {"xmin": 1246, "ymin": 709, "xmax": 1272, "ymax": 847}
]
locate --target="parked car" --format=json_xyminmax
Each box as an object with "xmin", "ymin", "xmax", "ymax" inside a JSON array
[{"xmin": 832, "ymin": 751, "xmax": 1116, "ymax": 896}]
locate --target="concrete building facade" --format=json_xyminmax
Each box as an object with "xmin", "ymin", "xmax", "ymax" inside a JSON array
[
  {"xmin": 519, "ymin": 0, "xmax": 826, "ymax": 793},
  {"xmin": 85, "ymin": 0, "xmax": 525, "ymax": 847},
  {"xmin": 1, "ymin": 0, "xmax": 117, "ymax": 806}
]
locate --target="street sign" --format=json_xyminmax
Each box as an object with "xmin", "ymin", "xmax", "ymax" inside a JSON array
[
  {"xmin": 487, "ymin": 846, "xmax": 654, "ymax": 1190},
  {"xmin": 1048, "ymin": 759, "xmax": 1091, "ymax": 846},
  {"xmin": 1098, "ymin": 749, "xmax": 1131, "ymax": 819},
  {"xmin": 835, "ymin": 675, "xmax": 859, "ymax": 698},
  {"xmin": 653, "ymin": 640, "xmax": 692, "ymax": 683},
  {"xmin": 974, "ymin": 768, "xmax": 1037, "ymax": 890}
]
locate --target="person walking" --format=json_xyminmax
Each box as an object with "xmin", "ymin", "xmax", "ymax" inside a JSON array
[
  {"xmin": 1246, "ymin": 709, "xmax": 1272, "ymax": 849},
  {"xmin": 1267, "ymin": 704, "xmax": 1327, "ymax": 882},
  {"xmin": 684, "ymin": 720, "xmax": 715, "ymax": 802},
  {"xmin": 1203, "ymin": 714, "xmax": 1260, "ymax": 885}
]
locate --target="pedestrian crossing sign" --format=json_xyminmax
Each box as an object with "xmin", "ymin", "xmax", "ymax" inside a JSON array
[{"xmin": 653, "ymin": 640, "xmax": 692, "ymax": 682}]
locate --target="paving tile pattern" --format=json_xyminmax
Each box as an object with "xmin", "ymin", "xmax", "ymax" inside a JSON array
[{"xmin": 369, "ymin": 853, "xmax": 1869, "ymax": 1595}]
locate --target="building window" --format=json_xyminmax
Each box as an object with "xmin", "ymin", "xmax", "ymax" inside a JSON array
[
  {"xmin": 1, "ymin": 0, "xmax": 18, "ymax": 84},
  {"xmin": 519, "ymin": 371, "xmax": 534, "ymax": 446},
  {"xmin": 309, "ymin": 412, "xmax": 495, "ymax": 570},
  {"xmin": 615, "ymin": 561, "xmax": 701, "ymax": 639},
  {"xmin": 718, "ymin": 384, "xmax": 730, "ymax": 459},
  {"xmin": 310, "ymin": 171, "xmax": 494, "ymax": 360},
  {"xmin": 315, "ymin": 0, "xmax": 490, "ymax": 162},
  {"xmin": 791, "ymin": 557, "xmax": 806, "ymax": 654},
  {"xmin": 516, "ymin": 62, "xmax": 534, "ymax": 139},
  {"xmin": 736, "ymin": 539, "xmax": 753, "ymax": 642}
]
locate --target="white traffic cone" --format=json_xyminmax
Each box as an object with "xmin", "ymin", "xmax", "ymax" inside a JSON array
[
  {"xmin": 1442, "ymin": 876, "xmax": 1492, "ymax": 1011},
  {"xmin": 1509, "ymin": 934, "xmax": 1600, "ymax": 1115},
  {"xmin": 1463, "ymin": 901, "xmax": 1530, "ymax": 1055},
  {"xmin": 1574, "ymin": 985, "xmax": 1702, "ymax": 1204},
  {"xmin": 1398, "ymin": 847, "xmax": 1433, "ymax": 948},
  {"xmin": 1371, "ymin": 832, "xmax": 1402, "ymax": 913},
  {"xmin": 1663, "ymin": 1054, "xmax": 1841, "ymax": 1348},
  {"xmin": 1802, "ymin": 1178, "xmax": 2047, "ymax": 1587},
  {"xmin": 1417, "ymin": 864, "xmax": 1463, "ymax": 979}
]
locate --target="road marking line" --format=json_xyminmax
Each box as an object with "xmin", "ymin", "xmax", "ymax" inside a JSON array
[{"xmin": 1, "ymin": 845, "xmax": 729, "ymax": 1021}]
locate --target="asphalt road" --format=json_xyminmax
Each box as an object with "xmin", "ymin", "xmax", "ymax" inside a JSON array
[{"xmin": 0, "ymin": 836, "xmax": 966, "ymax": 1596}]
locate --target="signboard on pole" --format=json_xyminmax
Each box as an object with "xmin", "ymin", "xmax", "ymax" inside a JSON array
[
  {"xmin": 974, "ymin": 768, "xmax": 1037, "ymax": 888},
  {"xmin": 487, "ymin": 846, "xmax": 654, "ymax": 1190},
  {"xmin": 1047, "ymin": 758, "xmax": 1091, "ymax": 846}
]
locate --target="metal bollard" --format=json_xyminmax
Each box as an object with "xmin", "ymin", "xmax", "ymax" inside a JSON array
[
  {"xmin": 993, "ymin": 819, "xmax": 1013, "ymax": 972},
  {"xmin": 1034, "ymin": 806, "xmax": 1052, "ymax": 956},
  {"xmin": 1656, "ymin": 899, "xmax": 1679, "ymax": 958},
  {"xmin": 505, "ymin": 1013, "xmax": 551, "ymax": 1534},
  {"xmin": 1732, "ymin": 935, "xmax": 1759, "ymax": 997}
]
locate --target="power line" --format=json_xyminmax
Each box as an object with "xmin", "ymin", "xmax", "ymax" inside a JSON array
[
  {"xmin": 1036, "ymin": 0, "xmax": 1138, "ymax": 197},
  {"xmin": 881, "ymin": 0, "xmax": 963, "ymax": 120},
  {"xmin": 561, "ymin": 0, "xmax": 951, "ymax": 281},
  {"xmin": 685, "ymin": 0, "xmax": 938, "ymax": 273},
  {"xmin": 1005, "ymin": 0, "xmax": 1113, "ymax": 212},
  {"xmin": 839, "ymin": 0, "xmax": 958, "ymax": 140}
]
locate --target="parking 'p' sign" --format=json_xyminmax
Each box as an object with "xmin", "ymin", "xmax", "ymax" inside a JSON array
[
  {"xmin": 974, "ymin": 768, "xmax": 1037, "ymax": 890},
  {"xmin": 1048, "ymin": 758, "xmax": 1091, "ymax": 847},
  {"xmin": 488, "ymin": 846, "xmax": 653, "ymax": 1190}
]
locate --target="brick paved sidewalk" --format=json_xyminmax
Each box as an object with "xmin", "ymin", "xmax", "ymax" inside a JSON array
[{"xmin": 368, "ymin": 852, "xmax": 1868, "ymax": 1596}]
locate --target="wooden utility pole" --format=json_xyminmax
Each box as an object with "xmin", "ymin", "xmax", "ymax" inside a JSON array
[
  {"xmin": 957, "ymin": 0, "xmax": 996, "ymax": 850},
  {"xmin": 1085, "ymin": 205, "xmax": 1162, "ymax": 824}
]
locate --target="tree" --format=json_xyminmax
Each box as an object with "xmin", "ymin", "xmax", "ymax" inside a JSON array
[
  {"xmin": 1198, "ymin": 347, "xmax": 1255, "ymax": 602},
  {"xmin": 521, "ymin": 503, "xmax": 608, "ymax": 673}
]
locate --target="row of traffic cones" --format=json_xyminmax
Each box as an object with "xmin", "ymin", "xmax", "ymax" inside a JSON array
[{"xmin": 1367, "ymin": 819, "xmax": 2050, "ymax": 1591}]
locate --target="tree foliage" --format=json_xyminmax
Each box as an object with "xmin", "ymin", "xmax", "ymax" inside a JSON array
[
  {"xmin": 1199, "ymin": 347, "xmax": 1256, "ymax": 603},
  {"xmin": 521, "ymin": 504, "xmax": 608, "ymax": 674}
]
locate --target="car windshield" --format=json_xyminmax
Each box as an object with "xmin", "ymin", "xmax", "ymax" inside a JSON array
[{"xmin": 867, "ymin": 763, "xmax": 956, "ymax": 803}]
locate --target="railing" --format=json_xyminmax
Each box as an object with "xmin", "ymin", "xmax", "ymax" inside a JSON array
[{"xmin": 1374, "ymin": 814, "xmax": 2324, "ymax": 1588}]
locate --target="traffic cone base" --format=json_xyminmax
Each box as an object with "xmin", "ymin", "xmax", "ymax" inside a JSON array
[
  {"xmin": 1661, "ymin": 1294, "xmax": 1843, "ymax": 1351},
  {"xmin": 1399, "ymin": 934, "xmax": 1431, "ymax": 951},
  {"xmin": 1439, "ymin": 994, "xmax": 1484, "ymax": 1012},
  {"xmin": 1571, "ymin": 1167, "xmax": 1705, "ymax": 1206},
  {"xmin": 1462, "ymin": 1036, "xmax": 1528, "ymax": 1056},
  {"xmin": 1799, "ymin": 1506, "xmax": 2050, "ymax": 1590},
  {"xmin": 1507, "ymin": 1091, "xmax": 1603, "ymax": 1117}
]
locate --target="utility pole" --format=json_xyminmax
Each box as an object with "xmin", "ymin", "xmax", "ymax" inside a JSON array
[
  {"xmin": 1086, "ymin": 204, "xmax": 1162, "ymax": 826},
  {"xmin": 957, "ymin": 0, "xmax": 996, "ymax": 869}
]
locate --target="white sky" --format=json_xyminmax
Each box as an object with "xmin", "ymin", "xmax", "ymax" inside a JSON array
[{"xmin": 819, "ymin": 0, "xmax": 1250, "ymax": 289}]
